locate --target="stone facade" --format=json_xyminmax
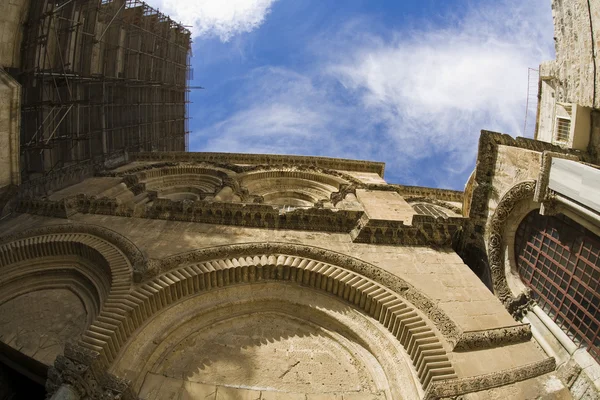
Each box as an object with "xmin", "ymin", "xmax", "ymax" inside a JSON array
[
  {"xmin": 0, "ymin": 151, "xmax": 569, "ymax": 399},
  {"xmin": 0, "ymin": 1, "xmax": 599, "ymax": 399}
]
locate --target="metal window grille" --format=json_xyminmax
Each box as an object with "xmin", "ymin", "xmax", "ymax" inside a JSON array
[
  {"xmin": 555, "ymin": 117, "xmax": 571, "ymax": 143},
  {"xmin": 515, "ymin": 211, "xmax": 600, "ymax": 362}
]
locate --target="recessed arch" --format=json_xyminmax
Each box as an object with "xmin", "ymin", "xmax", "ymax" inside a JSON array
[
  {"xmin": 0, "ymin": 223, "xmax": 141, "ymax": 371},
  {"xmin": 131, "ymin": 165, "xmax": 232, "ymax": 201},
  {"xmin": 77, "ymin": 243, "xmax": 460, "ymax": 393},
  {"xmin": 238, "ymin": 169, "xmax": 348, "ymax": 206},
  {"xmin": 112, "ymin": 283, "xmax": 424, "ymax": 399}
]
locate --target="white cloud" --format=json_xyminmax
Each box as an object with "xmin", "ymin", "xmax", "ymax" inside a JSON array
[
  {"xmin": 190, "ymin": 0, "xmax": 555, "ymax": 189},
  {"xmin": 145, "ymin": 0, "xmax": 277, "ymax": 41},
  {"xmin": 192, "ymin": 67, "xmax": 341, "ymax": 155},
  {"xmin": 326, "ymin": 0, "xmax": 554, "ymax": 183}
]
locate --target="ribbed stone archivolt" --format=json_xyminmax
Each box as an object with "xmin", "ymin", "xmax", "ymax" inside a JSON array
[
  {"xmin": 487, "ymin": 180, "xmax": 537, "ymax": 317},
  {"xmin": 76, "ymin": 248, "xmax": 457, "ymax": 391},
  {"xmin": 0, "ymin": 224, "xmax": 141, "ymax": 398}
]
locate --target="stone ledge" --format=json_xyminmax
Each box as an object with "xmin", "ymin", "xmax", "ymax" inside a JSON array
[
  {"xmin": 424, "ymin": 357, "xmax": 556, "ymax": 399},
  {"xmin": 130, "ymin": 151, "xmax": 386, "ymax": 177}
]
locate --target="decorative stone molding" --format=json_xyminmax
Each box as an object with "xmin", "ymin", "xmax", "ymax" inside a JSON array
[
  {"xmin": 351, "ymin": 213, "xmax": 464, "ymax": 246},
  {"xmin": 71, "ymin": 195, "xmax": 364, "ymax": 233},
  {"xmin": 79, "ymin": 245, "xmax": 458, "ymax": 390},
  {"xmin": 487, "ymin": 180, "xmax": 537, "ymax": 316},
  {"xmin": 376, "ymin": 184, "xmax": 464, "ymax": 203},
  {"xmin": 331, "ymin": 184, "xmax": 357, "ymax": 205},
  {"xmin": 46, "ymin": 343, "xmax": 135, "ymax": 400},
  {"xmin": 130, "ymin": 151, "xmax": 386, "ymax": 177},
  {"xmin": 453, "ymin": 324, "xmax": 532, "ymax": 352},
  {"xmin": 424, "ymin": 357, "xmax": 556, "ymax": 399},
  {"xmin": 0, "ymin": 223, "xmax": 145, "ymax": 282}
]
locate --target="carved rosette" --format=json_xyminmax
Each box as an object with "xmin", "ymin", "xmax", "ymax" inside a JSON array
[{"xmin": 488, "ymin": 181, "xmax": 536, "ymax": 317}]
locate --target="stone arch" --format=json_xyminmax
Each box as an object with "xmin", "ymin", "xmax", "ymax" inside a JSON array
[
  {"xmin": 487, "ymin": 180, "xmax": 537, "ymax": 315},
  {"xmin": 114, "ymin": 284, "xmax": 423, "ymax": 399},
  {"xmin": 238, "ymin": 169, "xmax": 349, "ymax": 206},
  {"xmin": 0, "ymin": 224, "xmax": 140, "ymax": 370},
  {"xmin": 78, "ymin": 243, "xmax": 460, "ymax": 393},
  {"xmin": 133, "ymin": 165, "xmax": 230, "ymax": 200}
]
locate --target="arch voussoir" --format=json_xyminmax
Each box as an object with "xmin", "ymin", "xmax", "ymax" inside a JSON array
[{"xmin": 78, "ymin": 244, "xmax": 461, "ymax": 392}]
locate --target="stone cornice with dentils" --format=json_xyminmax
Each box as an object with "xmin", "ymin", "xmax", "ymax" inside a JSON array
[{"xmin": 130, "ymin": 151, "xmax": 387, "ymax": 177}]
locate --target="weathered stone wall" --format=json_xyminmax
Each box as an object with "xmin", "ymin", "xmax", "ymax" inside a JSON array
[
  {"xmin": 0, "ymin": 0, "xmax": 30, "ymax": 68},
  {"xmin": 0, "ymin": 69, "xmax": 20, "ymax": 190},
  {"xmin": 550, "ymin": 0, "xmax": 600, "ymax": 108}
]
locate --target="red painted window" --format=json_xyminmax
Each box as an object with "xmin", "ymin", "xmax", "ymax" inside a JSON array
[{"xmin": 515, "ymin": 211, "xmax": 600, "ymax": 362}]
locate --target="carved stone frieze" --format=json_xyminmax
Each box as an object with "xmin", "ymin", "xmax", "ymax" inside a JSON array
[
  {"xmin": 424, "ymin": 357, "xmax": 556, "ymax": 399},
  {"xmin": 454, "ymin": 324, "xmax": 532, "ymax": 352},
  {"xmin": 351, "ymin": 214, "xmax": 464, "ymax": 246},
  {"xmin": 130, "ymin": 151, "xmax": 386, "ymax": 176}
]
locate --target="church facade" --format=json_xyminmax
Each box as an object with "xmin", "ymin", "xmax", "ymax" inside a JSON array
[
  {"xmin": 0, "ymin": 0, "xmax": 599, "ymax": 399},
  {"xmin": 0, "ymin": 150, "xmax": 571, "ymax": 399}
]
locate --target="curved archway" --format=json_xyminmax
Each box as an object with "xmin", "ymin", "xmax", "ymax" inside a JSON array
[
  {"xmin": 487, "ymin": 180, "xmax": 537, "ymax": 315},
  {"xmin": 134, "ymin": 165, "xmax": 229, "ymax": 200},
  {"xmin": 0, "ymin": 224, "xmax": 139, "ymax": 371},
  {"xmin": 113, "ymin": 283, "xmax": 423, "ymax": 399},
  {"xmin": 238, "ymin": 170, "xmax": 347, "ymax": 206},
  {"xmin": 78, "ymin": 244, "xmax": 459, "ymax": 393}
]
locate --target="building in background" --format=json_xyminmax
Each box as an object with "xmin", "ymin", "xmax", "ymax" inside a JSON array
[
  {"xmin": 0, "ymin": 0, "xmax": 191, "ymax": 186},
  {"xmin": 0, "ymin": 0, "xmax": 599, "ymax": 399},
  {"xmin": 458, "ymin": 0, "xmax": 600, "ymax": 397}
]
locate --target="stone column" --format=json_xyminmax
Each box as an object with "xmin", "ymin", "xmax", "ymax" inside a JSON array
[
  {"xmin": 50, "ymin": 385, "xmax": 80, "ymax": 400},
  {"xmin": 0, "ymin": 68, "xmax": 20, "ymax": 190}
]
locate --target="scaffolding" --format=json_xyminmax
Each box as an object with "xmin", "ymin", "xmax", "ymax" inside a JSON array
[{"xmin": 18, "ymin": 0, "xmax": 192, "ymax": 180}]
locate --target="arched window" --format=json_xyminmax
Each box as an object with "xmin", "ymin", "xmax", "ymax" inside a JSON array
[
  {"xmin": 515, "ymin": 210, "xmax": 600, "ymax": 362},
  {"xmin": 411, "ymin": 203, "xmax": 449, "ymax": 218}
]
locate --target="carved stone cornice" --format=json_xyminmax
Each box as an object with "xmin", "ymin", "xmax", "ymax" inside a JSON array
[
  {"xmin": 453, "ymin": 324, "xmax": 532, "ymax": 352},
  {"xmin": 140, "ymin": 199, "xmax": 362, "ymax": 232},
  {"xmin": 424, "ymin": 357, "xmax": 556, "ymax": 399},
  {"xmin": 378, "ymin": 184, "xmax": 464, "ymax": 203},
  {"xmin": 488, "ymin": 180, "xmax": 537, "ymax": 316},
  {"xmin": 350, "ymin": 214, "xmax": 464, "ymax": 246},
  {"xmin": 130, "ymin": 151, "xmax": 386, "ymax": 177}
]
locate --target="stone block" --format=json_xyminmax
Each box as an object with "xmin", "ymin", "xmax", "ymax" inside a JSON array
[
  {"xmin": 215, "ymin": 386, "xmax": 261, "ymax": 399},
  {"xmin": 182, "ymin": 381, "xmax": 217, "ymax": 399}
]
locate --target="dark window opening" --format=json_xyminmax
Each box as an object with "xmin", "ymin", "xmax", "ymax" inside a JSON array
[
  {"xmin": 515, "ymin": 210, "xmax": 600, "ymax": 362},
  {"xmin": 0, "ymin": 360, "xmax": 46, "ymax": 399}
]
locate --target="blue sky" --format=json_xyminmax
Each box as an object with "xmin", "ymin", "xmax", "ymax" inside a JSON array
[{"xmin": 147, "ymin": 0, "xmax": 555, "ymax": 190}]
